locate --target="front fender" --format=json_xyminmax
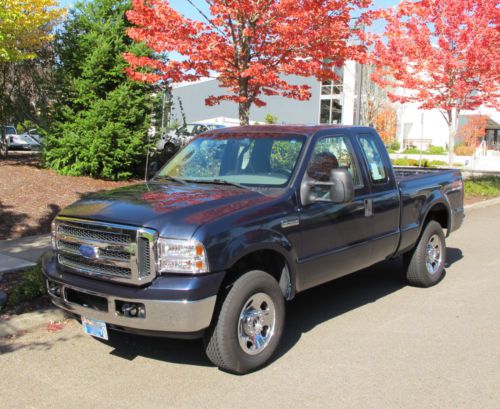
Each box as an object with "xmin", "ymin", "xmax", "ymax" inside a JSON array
[{"xmin": 214, "ymin": 229, "xmax": 299, "ymax": 296}]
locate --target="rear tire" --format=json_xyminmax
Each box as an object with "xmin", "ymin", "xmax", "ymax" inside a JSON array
[
  {"xmin": 405, "ymin": 220, "xmax": 446, "ymax": 287},
  {"xmin": 204, "ymin": 270, "xmax": 285, "ymax": 374}
]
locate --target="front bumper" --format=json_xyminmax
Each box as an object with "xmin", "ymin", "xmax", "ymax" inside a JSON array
[{"xmin": 42, "ymin": 251, "xmax": 224, "ymax": 337}]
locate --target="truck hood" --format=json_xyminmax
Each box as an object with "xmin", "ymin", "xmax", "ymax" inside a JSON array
[{"xmin": 58, "ymin": 182, "xmax": 279, "ymax": 238}]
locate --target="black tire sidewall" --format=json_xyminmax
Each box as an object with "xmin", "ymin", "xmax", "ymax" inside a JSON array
[
  {"xmin": 415, "ymin": 221, "xmax": 446, "ymax": 286},
  {"xmin": 216, "ymin": 270, "xmax": 285, "ymax": 373}
]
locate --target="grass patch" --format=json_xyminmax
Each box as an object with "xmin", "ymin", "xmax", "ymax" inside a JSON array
[
  {"xmin": 464, "ymin": 177, "xmax": 500, "ymax": 198},
  {"xmin": 7, "ymin": 264, "xmax": 46, "ymax": 307}
]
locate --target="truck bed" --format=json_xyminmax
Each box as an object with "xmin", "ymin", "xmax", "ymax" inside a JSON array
[{"xmin": 394, "ymin": 166, "xmax": 458, "ymax": 182}]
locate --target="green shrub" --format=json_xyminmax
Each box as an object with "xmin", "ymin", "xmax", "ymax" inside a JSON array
[
  {"xmin": 428, "ymin": 160, "xmax": 448, "ymax": 167},
  {"xmin": 428, "ymin": 145, "xmax": 446, "ymax": 155},
  {"xmin": 44, "ymin": 0, "xmax": 154, "ymax": 180},
  {"xmin": 464, "ymin": 177, "xmax": 500, "ymax": 197},
  {"xmin": 402, "ymin": 147, "xmax": 423, "ymax": 154},
  {"xmin": 402, "ymin": 145, "xmax": 447, "ymax": 155},
  {"xmin": 392, "ymin": 158, "xmax": 450, "ymax": 168},
  {"xmin": 386, "ymin": 140, "xmax": 401, "ymax": 153},
  {"xmin": 7, "ymin": 265, "xmax": 46, "ymax": 306},
  {"xmin": 264, "ymin": 114, "xmax": 278, "ymax": 124}
]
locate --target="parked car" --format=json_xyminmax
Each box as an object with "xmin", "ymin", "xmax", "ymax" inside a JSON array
[
  {"xmin": 157, "ymin": 123, "xmax": 227, "ymax": 161},
  {"xmin": 1, "ymin": 125, "xmax": 41, "ymax": 151},
  {"xmin": 23, "ymin": 128, "xmax": 44, "ymax": 144},
  {"xmin": 43, "ymin": 125, "xmax": 464, "ymax": 374}
]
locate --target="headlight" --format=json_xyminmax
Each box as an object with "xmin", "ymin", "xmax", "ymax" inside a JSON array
[{"xmin": 157, "ymin": 238, "xmax": 209, "ymax": 274}]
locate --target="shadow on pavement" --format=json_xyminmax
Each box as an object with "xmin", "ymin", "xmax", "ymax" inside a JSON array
[
  {"xmin": 102, "ymin": 257, "xmax": 409, "ymax": 369},
  {"xmin": 102, "ymin": 331, "xmax": 210, "ymax": 367},
  {"xmin": 445, "ymin": 247, "xmax": 463, "ymax": 268}
]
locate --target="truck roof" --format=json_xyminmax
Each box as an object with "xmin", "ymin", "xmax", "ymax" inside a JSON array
[{"xmin": 204, "ymin": 124, "xmax": 374, "ymax": 137}]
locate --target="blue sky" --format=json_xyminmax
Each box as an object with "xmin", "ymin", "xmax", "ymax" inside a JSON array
[{"xmin": 58, "ymin": 0, "xmax": 399, "ymax": 19}]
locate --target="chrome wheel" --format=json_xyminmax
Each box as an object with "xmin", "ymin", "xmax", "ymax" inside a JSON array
[
  {"xmin": 425, "ymin": 234, "xmax": 443, "ymax": 275},
  {"xmin": 238, "ymin": 292, "xmax": 276, "ymax": 355}
]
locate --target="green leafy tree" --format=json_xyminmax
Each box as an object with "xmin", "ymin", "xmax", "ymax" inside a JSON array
[{"xmin": 45, "ymin": 0, "xmax": 155, "ymax": 180}]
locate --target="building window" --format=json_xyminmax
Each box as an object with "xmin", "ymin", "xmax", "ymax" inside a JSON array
[
  {"xmin": 320, "ymin": 67, "xmax": 344, "ymax": 96},
  {"xmin": 320, "ymin": 99, "xmax": 342, "ymax": 124},
  {"xmin": 319, "ymin": 66, "xmax": 344, "ymax": 124}
]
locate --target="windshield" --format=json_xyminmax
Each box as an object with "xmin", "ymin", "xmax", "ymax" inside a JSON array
[
  {"xmin": 157, "ymin": 133, "xmax": 306, "ymax": 187},
  {"xmin": 4, "ymin": 126, "xmax": 16, "ymax": 135}
]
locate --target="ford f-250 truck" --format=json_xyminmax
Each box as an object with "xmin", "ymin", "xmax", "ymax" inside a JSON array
[{"xmin": 42, "ymin": 125, "xmax": 464, "ymax": 374}]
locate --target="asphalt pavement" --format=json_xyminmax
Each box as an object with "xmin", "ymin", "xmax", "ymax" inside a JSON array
[{"xmin": 0, "ymin": 204, "xmax": 499, "ymax": 409}]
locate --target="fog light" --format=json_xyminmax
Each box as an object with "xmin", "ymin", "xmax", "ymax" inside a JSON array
[
  {"xmin": 47, "ymin": 280, "xmax": 62, "ymax": 298},
  {"xmin": 116, "ymin": 301, "xmax": 145, "ymax": 318},
  {"xmin": 122, "ymin": 303, "xmax": 137, "ymax": 317}
]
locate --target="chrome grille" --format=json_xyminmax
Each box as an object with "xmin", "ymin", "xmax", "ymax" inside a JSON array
[
  {"xmin": 58, "ymin": 224, "xmax": 129, "ymax": 244},
  {"xmin": 54, "ymin": 217, "xmax": 157, "ymax": 285},
  {"xmin": 58, "ymin": 254, "xmax": 131, "ymax": 278}
]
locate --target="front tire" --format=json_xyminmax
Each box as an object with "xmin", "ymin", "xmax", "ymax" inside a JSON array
[
  {"xmin": 204, "ymin": 270, "xmax": 285, "ymax": 374},
  {"xmin": 405, "ymin": 220, "xmax": 446, "ymax": 287}
]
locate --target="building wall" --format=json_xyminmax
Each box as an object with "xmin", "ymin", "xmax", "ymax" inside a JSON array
[
  {"xmin": 395, "ymin": 103, "xmax": 500, "ymax": 149},
  {"xmin": 171, "ymin": 75, "xmax": 321, "ymax": 125}
]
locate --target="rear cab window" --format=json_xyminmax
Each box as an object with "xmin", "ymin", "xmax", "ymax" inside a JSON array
[{"xmin": 357, "ymin": 133, "xmax": 392, "ymax": 188}]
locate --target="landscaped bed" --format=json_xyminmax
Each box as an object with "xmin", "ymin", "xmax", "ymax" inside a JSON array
[{"xmin": 0, "ymin": 153, "xmax": 136, "ymax": 240}]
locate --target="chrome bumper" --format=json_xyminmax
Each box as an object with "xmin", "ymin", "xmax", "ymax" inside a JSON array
[{"xmin": 47, "ymin": 279, "xmax": 216, "ymax": 334}]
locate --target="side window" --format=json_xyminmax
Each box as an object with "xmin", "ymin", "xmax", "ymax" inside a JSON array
[
  {"xmin": 358, "ymin": 134, "xmax": 388, "ymax": 183},
  {"xmin": 307, "ymin": 135, "xmax": 363, "ymax": 198},
  {"xmin": 270, "ymin": 139, "xmax": 302, "ymax": 174}
]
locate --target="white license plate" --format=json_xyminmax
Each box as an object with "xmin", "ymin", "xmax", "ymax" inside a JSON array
[{"xmin": 82, "ymin": 317, "xmax": 108, "ymax": 340}]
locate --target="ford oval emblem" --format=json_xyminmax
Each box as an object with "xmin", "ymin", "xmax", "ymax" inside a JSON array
[{"xmin": 79, "ymin": 245, "xmax": 98, "ymax": 259}]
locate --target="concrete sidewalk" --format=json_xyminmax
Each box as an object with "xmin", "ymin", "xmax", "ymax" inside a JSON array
[{"xmin": 0, "ymin": 234, "xmax": 50, "ymax": 274}]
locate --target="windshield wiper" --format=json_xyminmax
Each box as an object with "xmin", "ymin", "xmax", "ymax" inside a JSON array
[
  {"xmin": 151, "ymin": 175, "xmax": 186, "ymax": 184},
  {"xmin": 184, "ymin": 178, "xmax": 246, "ymax": 189}
]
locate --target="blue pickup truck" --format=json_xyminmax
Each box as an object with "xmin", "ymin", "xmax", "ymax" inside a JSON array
[{"xmin": 42, "ymin": 125, "xmax": 464, "ymax": 374}]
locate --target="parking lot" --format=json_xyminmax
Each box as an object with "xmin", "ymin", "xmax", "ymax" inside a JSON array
[{"xmin": 1, "ymin": 204, "xmax": 499, "ymax": 409}]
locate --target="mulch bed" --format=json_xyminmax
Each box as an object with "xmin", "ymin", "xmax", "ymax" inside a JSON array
[{"xmin": 0, "ymin": 152, "xmax": 137, "ymax": 240}]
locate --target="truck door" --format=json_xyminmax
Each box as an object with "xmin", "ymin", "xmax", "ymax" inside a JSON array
[
  {"xmin": 296, "ymin": 133, "xmax": 374, "ymax": 291},
  {"xmin": 354, "ymin": 132, "xmax": 400, "ymax": 262}
]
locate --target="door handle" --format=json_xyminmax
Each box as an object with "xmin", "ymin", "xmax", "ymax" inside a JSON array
[{"xmin": 364, "ymin": 199, "xmax": 373, "ymax": 217}]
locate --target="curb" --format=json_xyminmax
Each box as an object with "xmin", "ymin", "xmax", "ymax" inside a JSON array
[
  {"xmin": 464, "ymin": 196, "xmax": 500, "ymax": 211},
  {"xmin": 0, "ymin": 307, "xmax": 68, "ymax": 338}
]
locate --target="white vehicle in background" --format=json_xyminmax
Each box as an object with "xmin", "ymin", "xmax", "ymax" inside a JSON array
[
  {"xmin": 22, "ymin": 129, "xmax": 44, "ymax": 145},
  {"xmin": 157, "ymin": 123, "xmax": 227, "ymax": 162},
  {"xmin": 1, "ymin": 125, "xmax": 42, "ymax": 151}
]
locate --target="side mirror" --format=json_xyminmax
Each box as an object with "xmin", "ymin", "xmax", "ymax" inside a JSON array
[
  {"xmin": 300, "ymin": 168, "xmax": 354, "ymax": 205},
  {"xmin": 328, "ymin": 168, "xmax": 354, "ymax": 204}
]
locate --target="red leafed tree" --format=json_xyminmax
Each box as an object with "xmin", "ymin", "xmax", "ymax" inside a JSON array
[
  {"xmin": 370, "ymin": 0, "xmax": 500, "ymax": 163},
  {"xmin": 373, "ymin": 105, "xmax": 397, "ymax": 145},
  {"xmin": 124, "ymin": 0, "xmax": 371, "ymax": 125},
  {"xmin": 457, "ymin": 115, "xmax": 489, "ymax": 147}
]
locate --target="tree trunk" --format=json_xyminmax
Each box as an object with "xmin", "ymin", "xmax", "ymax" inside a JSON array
[
  {"xmin": 238, "ymin": 77, "xmax": 250, "ymax": 126},
  {"xmin": 447, "ymin": 108, "xmax": 458, "ymax": 166},
  {"xmin": 239, "ymin": 100, "xmax": 250, "ymax": 126}
]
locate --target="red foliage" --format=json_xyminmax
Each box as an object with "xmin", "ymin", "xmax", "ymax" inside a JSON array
[
  {"xmin": 457, "ymin": 115, "xmax": 489, "ymax": 147},
  {"xmin": 373, "ymin": 105, "xmax": 397, "ymax": 144},
  {"xmin": 370, "ymin": 0, "xmax": 500, "ymax": 121},
  {"xmin": 124, "ymin": 0, "xmax": 372, "ymax": 124}
]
